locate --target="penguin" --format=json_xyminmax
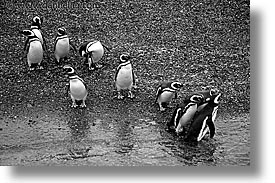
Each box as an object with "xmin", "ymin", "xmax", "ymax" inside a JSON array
[
  {"xmin": 155, "ymin": 81, "xmax": 183, "ymax": 111},
  {"xmin": 21, "ymin": 29, "xmax": 43, "ymax": 70},
  {"xmin": 185, "ymin": 93, "xmax": 221, "ymax": 142},
  {"xmin": 54, "ymin": 27, "xmax": 77, "ymax": 64},
  {"xmin": 79, "ymin": 40, "xmax": 110, "ymax": 71},
  {"xmin": 167, "ymin": 94, "xmax": 203, "ymax": 135},
  {"xmin": 63, "ymin": 65, "xmax": 88, "ymax": 108},
  {"xmin": 115, "ymin": 54, "xmax": 135, "ymax": 99}
]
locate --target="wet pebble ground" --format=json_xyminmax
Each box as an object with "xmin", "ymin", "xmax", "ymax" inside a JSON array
[{"xmin": 0, "ymin": 0, "xmax": 250, "ymax": 166}]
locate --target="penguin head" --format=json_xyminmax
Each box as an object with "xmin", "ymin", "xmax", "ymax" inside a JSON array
[
  {"xmin": 57, "ymin": 27, "xmax": 67, "ymax": 36},
  {"xmin": 119, "ymin": 54, "xmax": 131, "ymax": 63},
  {"xmin": 20, "ymin": 30, "xmax": 35, "ymax": 37},
  {"xmin": 212, "ymin": 93, "xmax": 221, "ymax": 105},
  {"xmin": 204, "ymin": 89, "xmax": 220, "ymax": 103},
  {"xmin": 192, "ymin": 89, "xmax": 219, "ymax": 104},
  {"xmin": 171, "ymin": 82, "xmax": 183, "ymax": 90},
  {"xmin": 189, "ymin": 94, "xmax": 204, "ymax": 104},
  {"xmin": 63, "ymin": 65, "xmax": 76, "ymax": 77},
  {"xmin": 32, "ymin": 16, "xmax": 42, "ymax": 28}
]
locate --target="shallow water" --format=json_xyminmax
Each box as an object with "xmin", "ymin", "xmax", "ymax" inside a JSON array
[{"xmin": 0, "ymin": 107, "xmax": 250, "ymax": 166}]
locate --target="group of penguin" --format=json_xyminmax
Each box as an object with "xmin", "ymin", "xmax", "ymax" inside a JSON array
[
  {"xmin": 20, "ymin": 16, "xmax": 221, "ymax": 143},
  {"xmin": 157, "ymin": 84, "xmax": 221, "ymax": 142}
]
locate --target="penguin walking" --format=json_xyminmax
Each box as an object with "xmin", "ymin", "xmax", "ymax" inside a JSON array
[
  {"xmin": 79, "ymin": 40, "xmax": 110, "ymax": 71},
  {"xmin": 21, "ymin": 30, "xmax": 43, "ymax": 70},
  {"xmin": 63, "ymin": 65, "xmax": 88, "ymax": 108},
  {"xmin": 54, "ymin": 27, "xmax": 77, "ymax": 64},
  {"xmin": 115, "ymin": 54, "xmax": 135, "ymax": 99},
  {"xmin": 155, "ymin": 81, "xmax": 183, "ymax": 111},
  {"xmin": 167, "ymin": 94, "xmax": 203, "ymax": 135},
  {"xmin": 185, "ymin": 93, "xmax": 221, "ymax": 142}
]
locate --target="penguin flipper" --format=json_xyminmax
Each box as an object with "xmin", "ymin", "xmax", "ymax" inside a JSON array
[
  {"xmin": 132, "ymin": 66, "xmax": 136, "ymax": 86},
  {"xmin": 88, "ymin": 52, "xmax": 96, "ymax": 70},
  {"xmin": 65, "ymin": 83, "xmax": 70, "ymax": 96},
  {"xmin": 206, "ymin": 117, "xmax": 215, "ymax": 138},
  {"xmin": 102, "ymin": 43, "xmax": 111, "ymax": 52},
  {"xmin": 114, "ymin": 65, "xmax": 121, "ymax": 83},
  {"xmin": 23, "ymin": 38, "xmax": 30, "ymax": 51},
  {"xmin": 69, "ymin": 41, "xmax": 78, "ymax": 53},
  {"xmin": 22, "ymin": 41, "xmax": 29, "ymax": 62},
  {"xmin": 155, "ymin": 86, "xmax": 162, "ymax": 103},
  {"xmin": 168, "ymin": 107, "xmax": 181, "ymax": 130},
  {"xmin": 40, "ymin": 33, "xmax": 49, "ymax": 60},
  {"xmin": 42, "ymin": 32, "xmax": 47, "ymax": 49}
]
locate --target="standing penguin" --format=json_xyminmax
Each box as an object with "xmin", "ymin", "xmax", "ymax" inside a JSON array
[
  {"xmin": 21, "ymin": 30, "xmax": 43, "ymax": 70},
  {"xmin": 167, "ymin": 94, "xmax": 203, "ymax": 135},
  {"xmin": 63, "ymin": 65, "xmax": 88, "ymax": 108},
  {"xmin": 54, "ymin": 27, "xmax": 77, "ymax": 64},
  {"xmin": 79, "ymin": 40, "xmax": 110, "ymax": 71},
  {"xmin": 155, "ymin": 81, "xmax": 183, "ymax": 111},
  {"xmin": 115, "ymin": 54, "xmax": 135, "ymax": 99},
  {"xmin": 185, "ymin": 93, "xmax": 221, "ymax": 142}
]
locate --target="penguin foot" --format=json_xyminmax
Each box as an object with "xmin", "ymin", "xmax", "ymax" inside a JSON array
[
  {"xmin": 88, "ymin": 67, "xmax": 96, "ymax": 71},
  {"xmin": 95, "ymin": 64, "xmax": 103, "ymax": 69},
  {"xmin": 166, "ymin": 125, "xmax": 175, "ymax": 132},
  {"xmin": 176, "ymin": 128, "xmax": 186, "ymax": 136},
  {"xmin": 71, "ymin": 103, "xmax": 77, "ymax": 108},
  {"xmin": 117, "ymin": 95, "xmax": 124, "ymax": 100},
  {"xmin": 80, "ymin": 103, "xmax": 87, "ymax": 108},
  {"xmin": 55, "ymin": 59, "xmax": 60, "ymax": 65},
  {"xmin": 128, "ymin": 91, "xmax": 134, "ymax": 99},
  {"xmin": 159, "ymin": 106, "xmax": 166, "ymax": 112}
]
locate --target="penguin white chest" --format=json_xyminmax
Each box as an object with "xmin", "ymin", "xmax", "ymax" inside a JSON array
[
  {"xmin": 175, "ymin": 104, "xmax": 197, "ymax": 133},
  {"xmin": 87, "ymin": 41, "xmax": 104, "ymax": 63},
  {"xmin": 158, "ymin": 91, "xmax": 175, "ymax": 103},
  {"xmin": 55, "ymin": 38, "xmax": 70, "ymax": 57},
  {"xmin": 179, "ymin": 104, "xmax": 197, "ymax": 126},
  {"xmin": 70, "ymin": 80, "xmax": 87, "ymax": 100},
  {"xmin": 28, "ymin": 41, "xmax": 43, "ymax": 64},
  {"xmin": 116, "ymin": 65, "xmax": 133, "ymax": 89}
]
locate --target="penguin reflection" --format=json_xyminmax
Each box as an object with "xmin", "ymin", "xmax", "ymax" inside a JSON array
[
  {"xmin": 67, "ymin": 108, "xmax": 91, "ymax": 158},
  {"xmin": 114, "ymin": 103, "xmax": 135, "ymax": 155}
]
